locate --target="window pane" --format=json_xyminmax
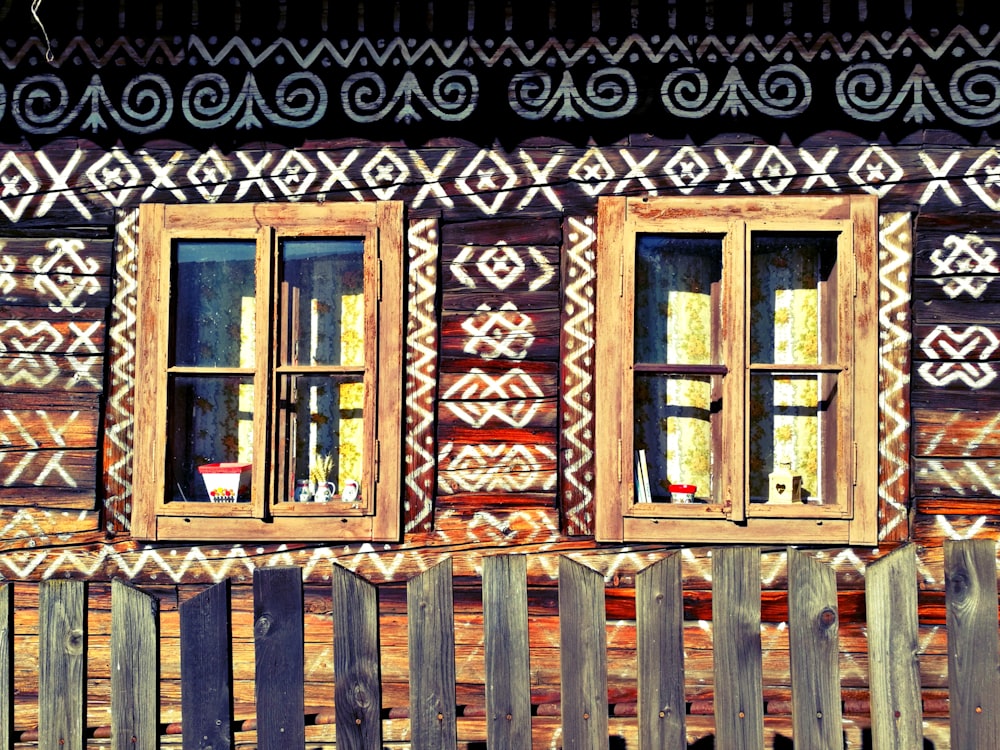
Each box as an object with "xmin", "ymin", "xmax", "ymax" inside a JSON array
[
  {"xmin": 172, "ymin": 241, "xmax": 256, "ymax": 368},
  {"xmin": 276, "ymin": 374, "xmax": 365, "ymax": 505},
  {"xmin": 748, "ymin": 371, "xmax": 837, "ymax": 505},
  {"xmin": 281, "ymin": 239, "xmax": 365, "ymax": 367},
  {"xmin": 750, "ymin": 233, "xmax": 838, "ymax": 365},
  {"xmin": 634, "ymin": 373, "xmax": 720, "ymax": 503},
  {"xmin": 166, "ymin": 375, "xmax": 254, "ymax": 502},
  {"xmin": 635, "ymin": 235, "xmax": 723, "ymax": 365}
]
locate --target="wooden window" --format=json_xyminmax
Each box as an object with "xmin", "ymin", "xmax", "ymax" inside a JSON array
[
  {"xmin": 595, "ymin": 196, "xmax": 878, "ymax": 544},
  {"xmin": 133, "ymin": 202, "xmax": 403, "ymax": 541}
]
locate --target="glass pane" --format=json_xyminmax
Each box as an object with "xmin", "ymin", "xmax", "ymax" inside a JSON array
[
  {"xmin": 635, "ymin": 234, "xmax": 723, "ymax": 365},
  {"xmin": 281, "ymin": 238, "xmax": 365, "ymax": 367},
  {"xmin": 277, "ymin": 374, "xmax": 365, "ymax": 504},
  {"xmin": 172, "ymin": 241, "xmax": 256, "ymax": 368},
  {"xmin": 750, "ymin": 233, "xmax": 838, "ymax": 365},
  {"xmin": 634, "ymin": 373, "xmax": 719, "ymax": 503},
  {"xmin": 749, "ymin": 372, "xmax": 837, "ymax": 505},
  {"xmin": 166, "ymin": 375, "xmax": 254, "ymax": 502}
]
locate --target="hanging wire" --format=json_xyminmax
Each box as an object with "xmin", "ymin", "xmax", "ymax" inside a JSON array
[{"xmin": 31, "ymin": 0, "xmax": 54, "ymax": 62}]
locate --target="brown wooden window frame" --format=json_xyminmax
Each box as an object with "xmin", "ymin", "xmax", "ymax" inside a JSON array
[
  {"xmin": 132, "ymin": 202, "xmax": 404, "ymax": 542},
  {"xmin": 595, "ymin": 195, "xmax": 878, "ymax": 545}
]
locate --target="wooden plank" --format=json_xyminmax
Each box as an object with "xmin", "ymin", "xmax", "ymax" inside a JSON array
[
  {"xmin": 787, "ymin": 548, "xmax": 842, "ymax": 750},
  {"xmin": 712, "ymin": 547, "xmax": 764, "ymax": 750},
  {"xmin": 110, "ymin": 580, "xmax": 159, "ymax": 750},
  {"xmin": 408, "ymin": 559, "xmax": 458, "ymax": 748},
  {"xmin": 253, "ymin": 567, "xmax": 305, "ymax": 750},
  {"xmin": 437, "ymin": 399, "xmax": 558, "ymax": 430},
  {"xmin": 0, "ymin": 584, "xmax": 9, "ymax": 750},
  {"xmin": 442, "ymin": 290, "xmax": 559, "ymax": 312},
  {"xmin": 482, "ymin": 555, "xmax": 531, "ymax": 750},
  {"xmin": 438, "ymin": 368, "xmax": 559, "ymax": 397},
  {"xmin": 636, "ymin": 553, "xmax": 685, "ymax": 750},
  {"xmin": 878, "ymin": 211, "xmax": 913, "ymax": 544},
  {"xmin": 331, "ymin": 564, "xmax": 382, "ymax": 750},
  {"xmin": 945, "ymin": 539, "xmax": 1000, "ymax": 749},
  {"xmin": 439, "ymin": 309, "xmax": 561, "ymax": 359},
  {"xmin": 560, "ymin": 214, "xmax": 597, "ymax": 536},
  {"xmin": 403, "ymin": 216, "xmax": 439, "ymax": 534},
  {"xmin": 39, "ymin": 580, "xmax": 85, "ymax": 750},
  {"xmin": 558, "ymin": 556, "xmax": 609, "ymax": 749},
  {"xmin": 180, "ymin": 580, "xmax": 234, "ymax": 750},
  {"xmin": 441, "ymin": 245, "xmax": 560, "ymax": 294},
  {"xmin": 866, "ymin": 545, "xmax": 923, "ymax": 750}
]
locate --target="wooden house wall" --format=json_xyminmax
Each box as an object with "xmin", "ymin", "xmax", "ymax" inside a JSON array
[{"xmin": 0, "ymin": 0, "xmax": 999, "ymax": 744}]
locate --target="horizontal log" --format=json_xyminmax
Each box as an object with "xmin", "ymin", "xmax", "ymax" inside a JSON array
[
  {"xmin": 437, "ymin": 397, "xmax": 558, "ymax": 430},
  {"xmin": 437, "ymin": 356, "xmax": 558, "ymax": 377},
  {"xmin": 912, "ymin": 298, "xmax": 1000, "ymax": 324},
  {"xmin": 438, "ymin": 368, "xmax": 558, "ymax": 398},
  {"xmin": 0, "ymin": 353, "xmax": 104, "ymax": 393},
  {"xmin": 439, "ymin": 217, "xmax": 563, "ymax": 246},
  {"xmin": 442, "ymin": 289, "xmax": 559, "ymax": 311},
  {"xmin": 435, "ymin": 492, "xmax": 559, "ymax": 511},
  {"xmin": 0, "ymin": 407, "xmax": 100, "ymax": 450},
  {"xmin": 0, "ymin": 304, "xmax": 106, "ymax": 322},
  {"xmin": 436, "ymin": 425, "xmax": 557, "ymax": 446},
  {"xmin": 0, "ymin": 238, "xmax": 113, "ymax": 275},
  {"xmin": 913, "ymin": 322, "xmax": 1000, "ymax": 360},
  {"xmin": 0, "ymin": 319, "xmax": 106, "ymax": 355},
  {"xmin": 917, "ymin": 497, "xmax": 1000, "ymax": 515},
  {"xmin": 913, "ymin": 457, "xmax": 1000, "ymax": 499},
  {"xmin": 440, "ymin": 308, "xmax": 560, "ymax": 359},
  {"xmin": 0, "ymin": 271, "xmax": 110, "ymax": 309},
  {"xmin": 0, "ymin": 449, "xmax": 98, "ymax": 490},
  {"xmin": 913, "ymin": 407, "xmax": 1000, "ymax": 457},
  {"xmin": 0, "ymin": 487, "xmax": 98, "ymax": 510},
  {"xmin": 911, "ymin": 387, "xmax": 1000, "ymax": 411},
  {"xmin": 914, "ymin": 277, "xmax": 1000, "ymax": 302},
  {"xmin": 913, "ymin": 514, "xmax": 1000, "ymax": 548}
]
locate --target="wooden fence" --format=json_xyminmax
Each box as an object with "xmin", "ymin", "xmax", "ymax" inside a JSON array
[{"xmin": 2, "ymin": 541, "xmax": 998, "ymax": 749}]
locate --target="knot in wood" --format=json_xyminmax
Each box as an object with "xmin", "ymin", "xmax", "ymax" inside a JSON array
[
  {"xmin": 254, "ymin": 613, "xmax": 273, "ymax": 637},
  {"xmin": 818, "ymin": 607, "xmax": 837, "ymax": 628},
  {"xmin": 949, "ymin": 571, "xmax": 969, "ymax": 597},
  {"xmin": 67, "ymin": 629, "xmax": 84, "ymax": 654}
]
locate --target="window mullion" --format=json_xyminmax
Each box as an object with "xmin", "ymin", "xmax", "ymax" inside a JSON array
[
  {"xmin": 250, "ymin": 225, "xmax": 273, "ymax": 520},
  {"xmin": 725, "ymin": 220, "xmax": 747, "ymax": 523}
]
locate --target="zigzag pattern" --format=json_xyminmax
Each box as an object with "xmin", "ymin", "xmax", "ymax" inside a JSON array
[
  {"xmin": 403, "ymin": 219, "xmax": 439, "ymax": 533},
  {"xmin": 3, "ymin": 28, "xmax": 997, "ymax": 71},
  {"xmin": 560, "ymin": 217, "xmax": 597, "ymax": 536},
  {"xmin": 102, "ymin": 208, "xmax": 139, "ymax": 535},
  {"xmin": 877, "ymin": 213, "xmax": 913, "ymax": 542}
]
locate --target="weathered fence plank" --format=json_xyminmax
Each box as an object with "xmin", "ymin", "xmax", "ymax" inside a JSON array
[
  {"xmin": 253, "ymin": 567, "xmax": 305, "ymax": 750},
  {"xmin": 39, "ymin": 580, "xmax": 86, "ymax": 750},
  {"xmin": 331, "ymin": 564, "xmax": 383, "ymax": 750},
  {"xmin": 559, "ymin": 556, "xmax": 610, "ymax": 750},
  {"xmin": 713, "ymin": 547, "xmax": 764, "ymax": 750},
  {"xmin": 866, "ymin": 545, "xmax": 923, "ymax": 750},
  {"xmin": 180, "ymin": 580, "xmax": 233, "ymax": 750},
  {"xmin": 945, "ymin": 539, "xmax": 1000, "ymax": 749},
  {"xmin": 0, "ymin": 584, "xmax": 9, "ymax": 750},
  {"xmin": 787, "ymin": 548, "xmax": 843, "ymax": 750},
  {"xmin": 636, "ymin": 553, "xmax": 685, "ymax": 750},
  {"xmin": 110, "ymin": 579, "xmax": 159, "ymax": 750},
  {"xmin": 483, "ymin": 555, "xmax": 531, "ymax": 750},
  {"xmin": 408, "ymin": 559, "xmax": 458, "ymax": 748}
]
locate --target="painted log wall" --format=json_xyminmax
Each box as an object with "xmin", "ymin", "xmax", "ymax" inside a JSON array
[{"xmin": 0, "ymin": 0, "xmax": 999, "ymax": 745}]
